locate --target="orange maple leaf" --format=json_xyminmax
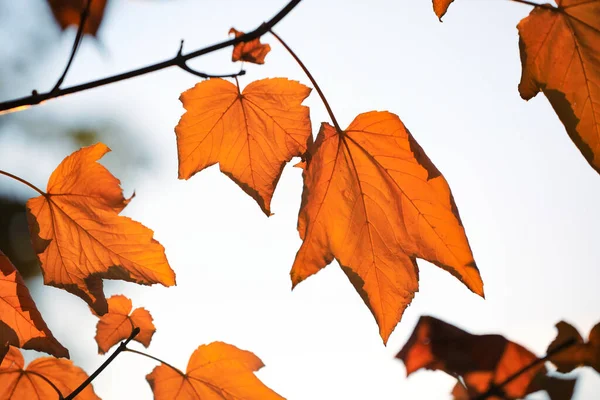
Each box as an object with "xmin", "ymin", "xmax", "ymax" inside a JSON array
[
  {"xmin": 518, "ymin": 0, "xmax": 600, "ymax": 174},
  {"xmin": 229, "ymin": 28, "xmax": 271, "ymax": 64},
  {"xmin": 46, "ymin": 0, "xmax": 108, "ymax": 36},
  {"xmin": 146, "ymin": 341, "xmax": 285, "ymax": 400},
  {"xmin": 26, "ymin": 143, "xmax": 176, "ymax": 315},
  {"xmin": 0, "ymin": 251, "xmax": 68, "ymax": 363},
  {"xmin": 176, "ymin": 78, "xmax": 312, "ymax": 215},
  {"xmin": 433, "ymin": 0, "xmax": 455, "ymax": 21},
  {"xmin": 547, "ymin": 320, "xmax": 600, "ymax": 373},
  {"xmin": 94, "ymin": 294, "xmax": 155, "ymax": 354},
  {"xmin": 291, "ymin": 111, "xmax": 483, "ymax": 343},
  {"xmin": 396, "ymin": 316, "xmax": 576, "ymax": 400},
  {"xmin": 0, "ymin": 346, "xmax": 100, "ymax": 399}
]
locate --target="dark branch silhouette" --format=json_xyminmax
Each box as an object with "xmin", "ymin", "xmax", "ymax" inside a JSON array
[
  {"xmin": 64, "ymin": 327, "xmax": 141, "ymax": 400},
  {"xmin": 0, "ymin": 0, "xmax": 302, "ymax": 114}
]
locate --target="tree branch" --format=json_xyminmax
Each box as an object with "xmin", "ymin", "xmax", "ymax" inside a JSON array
[
  {"xmin": 51, "ymin": 0, "xmax": 93, "ymax": 93},
  {"xmin": 0, "ymin": 0, "xmax": 302, "ymax": 114},
  {"xmin": 474, "ymin": 337, "xmax": 577, "ymax": 400},
  {"xmin": 175, "ymin": 40, "xmax": 246, "ymax": 79},
  {"xmin": 510, "ymin": 0, "xmax": 554, "ymax": 9},
  {"xmin": 64, "ymin": 327, "xmax": 140, "ymax": 400}
]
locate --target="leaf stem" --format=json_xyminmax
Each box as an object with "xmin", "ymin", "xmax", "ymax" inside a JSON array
[
  {"xmin": 28, "ymin": 371, "xmax": 65, "ymax": 400},
  {"xmin": 64, "ymin": 327, "xmax": 141, "ymax": 400},
  {"xmin": 51, "ymin": 0, "xmax": 92, "ymax": 93},
  {"xmin": 0, "ymin": 0, "xmax": 303, "ymax": 114},
  {"xmin": 0, "ymin": 170, "xmax": 46, "ymax": 196},
  {"xmin": 474, "ymin": 337, "xmax": 577, "ymax": 400},
  {"xmin": 269, "ymin": 29, "xmax": 341, "ymax": 133},
  {"xmin": 123, "ymin": 347, "xmax": 184, "ymax": 375},
  {"xmin": 509, "ymin": 0, "xmax": 554, "ymax": 9}
]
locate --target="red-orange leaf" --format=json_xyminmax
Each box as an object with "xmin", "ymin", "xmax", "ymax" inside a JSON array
[
  {"xmin": 26, "ymin": 143, "xmax": 176, "ymax": 315},
  {"xmin": 547, "ymin": 320, "xmax": 600, "ymax": 373},
  {"xmin": 229, "ymin": 28, "xmax": 271, "ymax": 64},
  {"xmin": 0, "ymin": 251, "xmax": 68, "ymax": 363},
  {"xmin": 146, "ymin": 341, "xmax": 285, "ymax": 400},
  {"xmin": 518, "ymin": 0, "xmax": 600, "ymax": 174},
  {"xmin": 396, "ymin": 316, "xmax": 575, "ymax": 400},
  {"xmin": 94, "ymin": 294, "xmax": 155, "ymax": 354},
  {"xmin": 0, "ymin": 346, "xmax": 100, "ymax": 399},
  {"xmin": 291, "ymin": 112, "xmax": 483, "ymax": 343},
  {"xmin": 46, "ymin": 0, "xmax": 108, "ymax": 36},
  {"xmin": 433, "ymin": 0, "xmax": 455, "ymax": 21},
  {"xmin": 176, "ymin": 78, "xmax": 312, "ymax": 215}
]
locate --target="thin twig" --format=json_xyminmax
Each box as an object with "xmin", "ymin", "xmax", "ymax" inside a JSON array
[
  {"xmin": 269, "ymin": 29, "xmax": 341, "ymax": 132},
  {"xmin": 52, "ymin": 0, "xmax": 93, "ymax": 93},
  {"xmin": 125, "ymin": 346, "xmax": 232, "ymax": 395},
  {"xmin": 0, "ymin": 0, "xmax": 302, "ymax": 114},
  {"xmin": 510, "ymin": 0, "xmax": 554, "ymax": 9},
  {"xmin": 123, "ymin": 347, "xmax": 183, "ymax": 374},
  {"xmin": 64, "ymin": 327, "xmax": 141, "ymax": 400},
  {"xmin": 474, "ymin": 337, "xmax": 577, "ymax": 400},
  {"xmin": 0, "ymin": 170, "xmax": 46, "ymax": 196},
  {"xmin": 176, "ymin": 40, "xmax": 246, "ymax": 79}
]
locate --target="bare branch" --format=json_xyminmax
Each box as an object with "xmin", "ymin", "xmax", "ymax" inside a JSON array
[{"xmin": 0, "ymin": 0, "xmax": 302, "ymax": 114}]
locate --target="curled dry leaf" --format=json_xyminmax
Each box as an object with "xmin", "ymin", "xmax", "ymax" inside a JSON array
[
  {"xmin": 94, "ymin": 294, "xmax": 155, "ymax": 354},
  {"xmin": 291, "ymin": 111, "xmax": 483, "ymax": 343},
  {"xmin": 518, "ymin": 0, "xmax": 600, "ymax": 174},
  {"xmin": 547, "ymin": 320, "xmax": 600, "ymax": 373},
  {"xmin": 0, "ymin": 251, "xmax": 68, "ymax": 363},
  {"xmin": 396, "ymin": 316, "xmax": 576, "ymax": 400},
  {"xmin": 433, "ymin": 0, "xmax": 455, "ymax": 21},
  {"xmin": 0, "ymin": 346, "xmax": 100, "ymax": 399},
  {"xmin": 146, "ymin": 341, "xmax": 285, "ymax": 400},
  {"xmin": 229, "ymin": 28, "xmax": 271, "ymax": 64},
  {"xmin": 46, "ymin": 0, "xmax": 108, "ymax": 36},
  {"xmin": 176, "ymin": 78, "xmax": 312, "ymax": 215},
  {"xmin": 26, "ymin": 143, "xmax": 176, "ymax": 315}
]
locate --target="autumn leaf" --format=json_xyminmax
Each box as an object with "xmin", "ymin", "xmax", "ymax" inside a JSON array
[
  {"xmin": 518, "ymin": 0, "xmax": 600, "ymax": 174},
  {"xmin": 451, "ymin": 381, "xmax": 470, "ymax": 400},
  {"xmin": 547, "ymin": 320, "xmax": 600, "ymax": 373},
  {"xmin": 0, "ymin": 346, "xmax": 100, "ymax": 399},
  {"xmin": 26, "ymin": 143, "xmax": 176, "ymax": 315},
  {"xmin": 94, "ymin": 294, "xmax": 155, "ymax": 354},
  {"xmin": 433, "ymin": 0, "xmax": 455, "ymax": 21},
  {"xmin": 0, "ymin": 251, "xmax": 68, "ymax": 363},
  {"xmin": 396, "ymin": 316, "xmax": 576, "ymax": 400},
  {"xmin": 146, "ymin": 341, "xmax": 285, "ymax": 400},
  {"xmin": 176, "ymin": 78, "xmax": 312, "ymax": 215},
  {"xmin": 46, "ymin": 0, "xmax": 108, "ymax": 36},
  {"xmin": 291, "ymin": 111, "xmax": 483, "ymax": 343},
  {"xmin": 230, "ymin": 28, "xmax": 271, "ymax": 64}
]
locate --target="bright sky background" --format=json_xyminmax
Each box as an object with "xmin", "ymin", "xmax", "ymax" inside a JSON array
[{"xmin": 1, "ymin": 0, "xmax": 599, "ymax": 399}]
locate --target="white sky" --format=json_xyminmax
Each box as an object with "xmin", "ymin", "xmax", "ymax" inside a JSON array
[{"xmin": 1, "ymin": 0, "xmax": 599, "ymax": 399}]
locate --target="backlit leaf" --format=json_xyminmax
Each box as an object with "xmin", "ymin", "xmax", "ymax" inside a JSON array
[
  {"xmin": 146, "ymin": 341, "xmax": 285, "ymax": 400},
  {"xmin": 94, "ymin": 294, "xmax": 155, "ymax": 354},
  {"xmin": 176, "ymin": 78, "xmax": 312, "ymax": 215},
  {"xmin": 291, "ymin": 112, "xmax": 483, "ymax": 343},
  {"xmin": 433, "ymin": 0, "xmax": 455, "ymax": 21},
  {"xmin": 547, "ymin": 320, "xmax": 600, "ymax": 373},
  {"xmin": 0, "ymin": 251, "xmax": 68, "ymax": 362},
  {"xmin": 396, "ymin": 316, "xmax": 575, "ymax": 399},
  {"xmin": 26, "ymin": 143, "xmax": 176, "ymax": 315},
  {"xmin": 518, "ymin": 0, "xmax": 600, "ymax": 174},
  {"xmin": 0, "ymin": 346, "xmax": 100, "ymax": 399},
  {"xmin": 230, "ymin": 28, "xmax": 271, "ymax": 64},
  {"xmin": 46, "ymin": 0, "xmax": 108, "ymax": 36}
]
